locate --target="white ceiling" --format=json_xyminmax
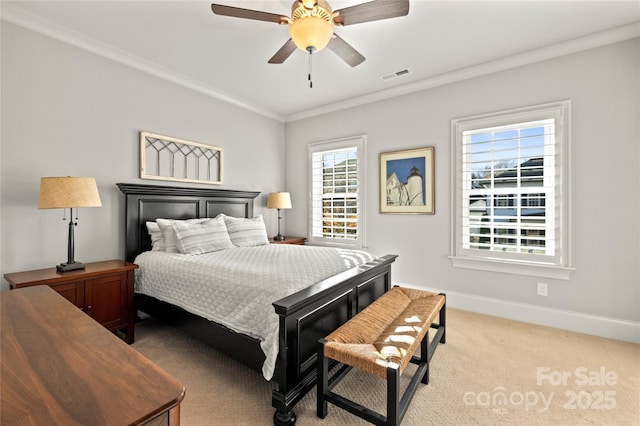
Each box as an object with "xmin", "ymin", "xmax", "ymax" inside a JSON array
[{"xmin": 3, "ymin": 1, "xmax": 639, "ymax": 122}]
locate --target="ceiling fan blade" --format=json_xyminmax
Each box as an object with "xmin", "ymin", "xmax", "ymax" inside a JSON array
[
  {"xmin": 211, "ymin": 4, "xmax": 286, "ymax": 24},
  {"xmin": 268, "ymin": 39, "xmax": 297, "ymax": 64},
  {"xmin": 327, "ymin": 34, "xmax": 365, "ymax": 67},
  {"xmin": 333, "ymin": 0, "xmax": 409, "ymax": 26}
]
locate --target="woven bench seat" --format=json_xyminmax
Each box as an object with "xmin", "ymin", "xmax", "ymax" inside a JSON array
[{"xmin": 317, "ymin": 286, "xmax": 446, "ymax": 426}]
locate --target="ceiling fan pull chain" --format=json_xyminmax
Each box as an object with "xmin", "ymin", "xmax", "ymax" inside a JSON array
[{"xmin": 307, "ymin": 47, "xmax": 314, "ymax": 88}]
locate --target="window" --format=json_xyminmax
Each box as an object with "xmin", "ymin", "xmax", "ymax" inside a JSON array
[
  {"xmin": 309, "ymin": 136, "xmax": 365, "ymax": 247},
  {"xmin": 451, "ymin": 101, "xmax": 573, "ymax": 279}
]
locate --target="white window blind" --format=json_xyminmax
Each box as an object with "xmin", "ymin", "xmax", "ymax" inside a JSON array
[
  {"xmin": 309, "ymin": 136, "xmax": 365, "ymax": 247},
  {"xmin": 463, "ymin": 120, "xmax": 555, "ymax": 259},
  {"xmin": 451, "ymin": 101, "xmax": 573, "ymax": 279}
]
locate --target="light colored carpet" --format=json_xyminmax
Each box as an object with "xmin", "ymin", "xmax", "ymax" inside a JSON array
[{"xmin": 132, "ymin": 309, "xmax": 639, "ymax": 426}]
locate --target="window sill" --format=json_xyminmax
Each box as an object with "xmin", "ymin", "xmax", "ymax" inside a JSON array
[
  {"xmin": 449, "ymin": 255, "xmax": 574, "ymax": 280},
  {"xmin": 307, "ymin": 240, "xmax": 362, "ymax": 249}
]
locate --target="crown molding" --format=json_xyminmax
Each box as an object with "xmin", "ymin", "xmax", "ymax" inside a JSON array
[
  {"xmin": 1, "ymin": 2, "xmax": 285, "ymax": 123},
  {"xmin": 285, "ymin": 21, "xmax": 640, "ymax": 122},
  {"xmin": 2, "ymin": 3, "xmax": 637, "ymax": 125}
]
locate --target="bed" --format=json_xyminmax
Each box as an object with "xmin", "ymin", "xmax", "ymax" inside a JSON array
[{"xmin": 117, "ymin": 183, "xmax": 397, "ymax": 425}]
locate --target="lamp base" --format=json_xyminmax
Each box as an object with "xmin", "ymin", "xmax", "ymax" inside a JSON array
[
  {"xmin": 57, "ymin": 261, "xmax": 85, "ymax": 272},
  {"xmin": 273, "ymin": 234, "xmax": 285, "ymax": 241}
]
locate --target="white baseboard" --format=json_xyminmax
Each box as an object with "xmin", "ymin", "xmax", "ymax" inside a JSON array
[{"xmin": 394, "ymin": 284, "xmax": 640, "ymax": 344}]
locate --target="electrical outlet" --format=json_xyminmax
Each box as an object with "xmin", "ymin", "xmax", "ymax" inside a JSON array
[{"xmin": 537, "ymin": 282, "xmax": 548, "ymax": 296}]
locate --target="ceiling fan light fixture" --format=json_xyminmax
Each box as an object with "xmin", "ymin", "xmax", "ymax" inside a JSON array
[
  {"xmin": 211, "ymin": 0, "xmax": 410, "ymax": 67},
  {"xmin": 289, "ymin": 16, "xmax": 333, "ymax": 52}
]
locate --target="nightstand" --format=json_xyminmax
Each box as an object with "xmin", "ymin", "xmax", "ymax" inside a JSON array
[
  {"xmin": 4, "ymin": 260, "xmax": 138, "ymax": 343},
  {"xmin": 270, "ymin": 236, "xmax": 306, "ymax": 245}
]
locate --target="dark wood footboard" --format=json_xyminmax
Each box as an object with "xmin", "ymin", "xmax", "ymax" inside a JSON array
[{"xmin": 271, "ymin": 254, "xmax": 397, "ymax": 425}]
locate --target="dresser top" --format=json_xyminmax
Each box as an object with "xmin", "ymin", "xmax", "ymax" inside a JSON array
[{"xmin": 1, "ymin": 286, "xmax": 184, "ymax": 425}]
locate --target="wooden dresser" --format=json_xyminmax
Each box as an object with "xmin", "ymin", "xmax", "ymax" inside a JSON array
[
  {"xmin": 4, "ymin": 260, "xmax": 138, "ymax": 343},
  {"xmin": 1, "ymin": 286, "xmax": 185, "ymax": 425}
]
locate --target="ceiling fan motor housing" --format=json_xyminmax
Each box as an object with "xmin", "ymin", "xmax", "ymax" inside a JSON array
[{"xmin": 289, "ymin": 0, "xmax": 334, "ymax": 52}]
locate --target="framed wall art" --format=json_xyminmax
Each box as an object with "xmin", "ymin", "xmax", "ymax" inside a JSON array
[
  {"xmin": 140, "ymin": 132, "xmax": 223, "ymax": 185},
  {"xmin": 379, "ymin": 146, "xmax": 434, "ymax": 214}
]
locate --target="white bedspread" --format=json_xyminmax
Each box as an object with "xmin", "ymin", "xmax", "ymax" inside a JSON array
[{"xmin": 134, "ymin": 244, "xmax": 376, "ymax": 380}]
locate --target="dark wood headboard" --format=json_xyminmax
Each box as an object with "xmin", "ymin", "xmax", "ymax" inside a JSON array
[{"xmin": 117, "ymin": 183, "xmax": 260, "ymax": 262}]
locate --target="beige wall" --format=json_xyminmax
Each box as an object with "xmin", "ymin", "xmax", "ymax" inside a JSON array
[
  {"xmin": 0, "ymin": 22, "xmax": 285, "ymax": 285},
  {"xmin": 285, "ymin": 39, "xmax": 640, "ymax": 339}
]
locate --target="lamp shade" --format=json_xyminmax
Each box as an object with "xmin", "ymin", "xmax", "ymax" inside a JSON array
[
  {"xmin": 267, "ymin": 192, "xmax": 292, "ymax": 209},
  {"xmin": 38, "ymin": 177, "xmax": 102, "ymax": 209}
]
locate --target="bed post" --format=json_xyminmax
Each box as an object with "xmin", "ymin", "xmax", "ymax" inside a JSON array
[{"xmin": 273, "ymin": 409, "xmax": 296, "ymax": 426}]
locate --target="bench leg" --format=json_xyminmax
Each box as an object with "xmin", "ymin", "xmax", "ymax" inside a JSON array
[
  {"xmin": 317, "ymin": 339, "xmax": 328, "ymax": 419},
  {"xmin": 421, "ymin": 330, "xmax": 430, "ymax": 385},
  {"xmin": 386, "ymin": 365, "xmax": 400, "ymax": 426},
  {"xmin": 439, "ymin": 293, "xmax": 446, "ymax": 344}
]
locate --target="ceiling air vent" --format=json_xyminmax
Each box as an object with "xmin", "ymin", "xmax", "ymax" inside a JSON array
[{"xmin": 381, "ymin": 68, "xmax": 410, "ymax": 81}]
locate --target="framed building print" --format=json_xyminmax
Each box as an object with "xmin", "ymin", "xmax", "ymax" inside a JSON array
[{"xmin": 379, "ymin": 147, "xmax": 434, "ymax": 214}]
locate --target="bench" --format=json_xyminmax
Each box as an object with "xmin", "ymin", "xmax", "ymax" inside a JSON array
[{"xmin": 317, "ymin": 286, "xmax": 446, "ymax": 426}]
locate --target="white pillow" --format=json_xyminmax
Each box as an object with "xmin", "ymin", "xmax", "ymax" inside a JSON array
[
  {"xmin": 223, "ymin": 215, "xmax": 269, "ymax": 247},
  {"xmin": 156, "ymin": 218, "xmax": 211, "ymax": 253},
  {"xmin": 146, "ymin": 221, "xmax": 165, "ymax": 251},
  {"xmin": 172, "ymin": 216, "xmax": 233, "ymax": 255}
]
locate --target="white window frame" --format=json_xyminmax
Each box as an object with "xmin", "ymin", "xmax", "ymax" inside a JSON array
[
  {"xmin": 308, "ymin": 135, "xmax": 366, "ymax": 248},
  {"xmin": 450, "ymin": 101, "xmax": 574, "ymax": 280}
]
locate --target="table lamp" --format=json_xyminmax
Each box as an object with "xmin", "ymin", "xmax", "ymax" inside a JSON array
[
  {"xmin": 38, "ymin": 177, "xmax": 102, "ymax": 271},
  {"xmin": 267, "ymin": 192, "xmax": 292, "ymax": 241}
]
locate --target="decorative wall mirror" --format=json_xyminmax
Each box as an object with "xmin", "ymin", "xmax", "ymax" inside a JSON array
[{"xmin": 140, "ymin": 132, "xmax": 223, "ymax": 185}]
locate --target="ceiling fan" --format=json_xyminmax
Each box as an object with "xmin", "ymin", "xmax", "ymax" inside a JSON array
[{"xmin": 210, "ymin": 0, "xmax": 410, "ymax": 68}]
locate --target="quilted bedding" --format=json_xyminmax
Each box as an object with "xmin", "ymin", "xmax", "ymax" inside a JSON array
[{"xmin": 134, "ymin": 244, "xmax": 376, "ymax": 380}]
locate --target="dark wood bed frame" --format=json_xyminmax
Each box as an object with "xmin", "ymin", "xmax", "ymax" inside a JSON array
[{"xmin": 117, "ymin": 183, "xmax": 397, "ymax": 425}]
